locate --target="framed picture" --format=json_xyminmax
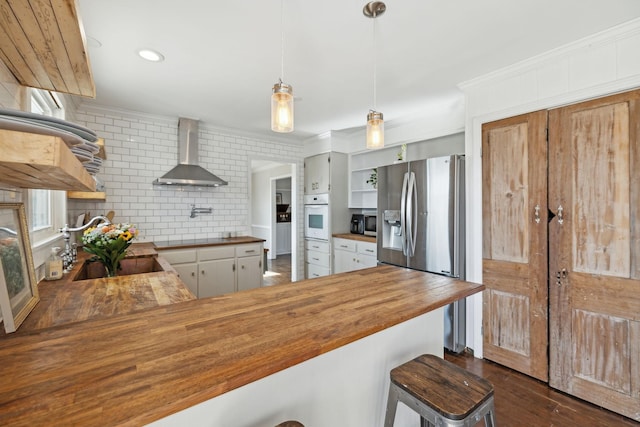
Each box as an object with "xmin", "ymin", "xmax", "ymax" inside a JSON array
[
  {"xmin": 0, "ymin": 203, "xmax": 39, "ymax": 333},
  {"xmin": 276, "ymin": 193, "xmax": 282, "ymax": 204}
]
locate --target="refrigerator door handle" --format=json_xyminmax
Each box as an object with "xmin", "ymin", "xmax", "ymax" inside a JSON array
[
  {"xmin": 406, "ymin": 171, "xmax": 417, "ymax": 257},
  {"xmin": 400, "ymin": 172, "xmax": 409, "ymax": 255}
]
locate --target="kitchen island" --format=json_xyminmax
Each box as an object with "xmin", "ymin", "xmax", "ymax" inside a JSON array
[{"xmin": 0, "ymin": 265, "xmax": 483, "ymax": 426}]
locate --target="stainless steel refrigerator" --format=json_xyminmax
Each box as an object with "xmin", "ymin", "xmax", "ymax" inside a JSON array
[{"xmin": 377, "ymin": 154, "xmax": 466, "ymax": 353}]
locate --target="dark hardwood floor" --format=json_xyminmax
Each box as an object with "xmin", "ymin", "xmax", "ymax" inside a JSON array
[
  {"xmin": 263, "ymin": 253, "xmax": 292, "ymax": 286},
  {"xmin": 445, "ymin": 351, "xmax": 639, "ymax": 426}
]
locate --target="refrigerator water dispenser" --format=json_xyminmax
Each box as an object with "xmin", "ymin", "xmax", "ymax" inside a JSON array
[{"xmin": 382, "ymin": 209, "xmax": 403, "ymax": 250}]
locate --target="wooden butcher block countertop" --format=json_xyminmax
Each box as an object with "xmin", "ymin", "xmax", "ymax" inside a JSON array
[
  {"xmin": 153, "ymin": 236, "xmax": 265, "ymax": 250},
  {"xmin": 9, "ymin": 243, "xmax": 195, "ymax": 335},
  {"xmin": 333, "ymin": 233, "xmax": 377, "ymax": 243},
  {"xmin": 0, "ymin": 265, "xmax": 483, "ymax": 426}
]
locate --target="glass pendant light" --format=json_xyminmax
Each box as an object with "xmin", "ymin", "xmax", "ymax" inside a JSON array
[
  {"xmin": 366, "ymin": 110, "xmax": 384, "ymax": 149},
  {"xmin": 272, "ymin": 80, "xmax": 293, "ymax": 133},
  {"xmin": 271, "ymin": 0, "xmax": 294, "ymax": 133},
  {"xmin": 364, "ymin": 1, "xmax": 386, "ymax": 149}
]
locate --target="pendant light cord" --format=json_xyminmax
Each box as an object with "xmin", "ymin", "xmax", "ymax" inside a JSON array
[
  {"xmin": 280, "ymin": 0, "xmax": 285, "ymax": 82},
  {"xmin": 372, "ymin": 12, "xmax": 377, "ymax": 111}
]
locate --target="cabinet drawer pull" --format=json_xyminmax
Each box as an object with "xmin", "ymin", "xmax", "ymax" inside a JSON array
[
  {"xmin": 244, "ymin": 250, "xmax": 256, "ymax": 253},
  {"xmin": 191, "ymin": 272, "xmax": 195, "ymax": 276},
  {"xmin": 312, "ymin": 257, "xmax": 320, "ymax": 261},
  {"xmin": 201, "ymin": 270, "xmax": 205, "ymax": 275},
  {"xmin": 365, "ymin": 249, "xmax": 374, "ymax": 253},
  {"xmin": 340, "ymin": 245, "xmax": 348, "ymax": 248}
]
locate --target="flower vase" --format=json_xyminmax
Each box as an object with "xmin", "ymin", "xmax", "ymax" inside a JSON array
[
  {"xmin": 100, "ymin": 247, "xmax": 129, "ymax": 277},
  {"xmin": 102, "ymin": 259, "xmax": 120, "ymax": 277}
]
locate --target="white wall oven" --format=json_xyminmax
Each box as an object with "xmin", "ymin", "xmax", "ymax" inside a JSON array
[{"xmin": 304, "ymin": 193, "xmax": 330, "ymax": 241}]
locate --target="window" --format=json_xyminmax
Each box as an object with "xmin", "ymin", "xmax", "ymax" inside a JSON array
[
  {"xmin": 27, "ymin": 89, "xmax": 66, "ymax": 247},
  {"xmin": 30, "ymin": 92, "xmax": 48, "ymax": 115},
  {"xmin": 29, "ymin": 189, "xmax": 51, "ymax": 231}
]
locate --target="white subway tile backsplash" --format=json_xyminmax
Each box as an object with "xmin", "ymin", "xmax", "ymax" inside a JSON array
[
  {"xmin": 95, "ymin": 116, "xmax": 114, "ymax": 125},
  {"xmin": 68, "ymin": 108, "xmax": 304, "ymax": 259},
  {"xmin": 113, "ymin": 119, "xmax": 130, "ymax": 128}
]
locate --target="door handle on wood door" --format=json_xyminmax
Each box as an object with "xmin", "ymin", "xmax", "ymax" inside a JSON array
[
  {"xmin": 557, "ymin": 205, "xmax": 564, "ymax": 224},
  {"xmin": 548, "ymin": 205, "xmax": 564, "ymax": 224},
  {"xmin": 555, "ymin": 269, "xmax": 567, "ymax": 286}
]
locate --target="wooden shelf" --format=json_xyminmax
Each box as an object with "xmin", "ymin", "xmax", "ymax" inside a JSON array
[
  {"xmin": 0, "ymin": 0, "xmax": 95, "ymax": 97},
  {"xmin": 96, "ymin": 138, "xmax": 107, "ymax": 160},
  {"xmin": 67, "ymin": 191, "xmax": 105, "ymax": 201},
  {"xmin": 0, "ymin": 129, "xmax": 95, "ymax": 191}
]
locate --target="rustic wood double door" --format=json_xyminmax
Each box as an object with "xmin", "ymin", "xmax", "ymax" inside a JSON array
[{"xmin": 482, "ymin": 89, "xmax": 640, "ymax": 421}]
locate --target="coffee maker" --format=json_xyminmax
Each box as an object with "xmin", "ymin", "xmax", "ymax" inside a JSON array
[{"xmin": 350, "ymin": 214, "xmax": 364, "ymax": 234}]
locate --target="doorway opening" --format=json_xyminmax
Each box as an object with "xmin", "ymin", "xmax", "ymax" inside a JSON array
[{"xmin": 250, "ymin": 159, "xmax": 297, "ymax": 283}]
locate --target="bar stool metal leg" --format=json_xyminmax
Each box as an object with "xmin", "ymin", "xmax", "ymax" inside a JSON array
[
  {"xmin": 484, "ymin": 407, "xmax": 496, "ymax": 427},
  {"xmin": 384, "ymin": 383, "xmax": 400, "ymax": 427}
]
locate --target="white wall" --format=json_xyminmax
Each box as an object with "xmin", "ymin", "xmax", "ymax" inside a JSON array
[
  {"xmin": 276, "ymin": 177, "xmax": 292, "ymax": 205},
  {"xmin": 151, "ymin": 308, "xmax": 444, "ymax": 427},
  {"xmin": 459, "ymin": 18, "xmax": 640, "ymax": 357}
]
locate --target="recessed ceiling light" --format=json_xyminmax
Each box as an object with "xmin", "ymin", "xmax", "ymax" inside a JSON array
[
  {"xmin": 87, "ymin": 36, "xmax": 102, "ymax": 48},
  {"xmin": 137, "ymin": 48, "xmax": 165, "ymax": 62}
]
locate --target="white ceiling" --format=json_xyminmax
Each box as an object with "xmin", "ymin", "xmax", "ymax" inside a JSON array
[{"xmin": 77, "ymin": 0, "xmax": 640, "ymax": 142}]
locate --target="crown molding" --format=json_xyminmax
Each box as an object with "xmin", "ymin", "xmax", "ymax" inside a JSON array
[{"xmin": 459, "ymin": 18, "xmax": 640, "ymax": 91}]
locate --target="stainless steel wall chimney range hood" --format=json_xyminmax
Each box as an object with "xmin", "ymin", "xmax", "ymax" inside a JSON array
[{"xmin": 153, "ymin": 118, "xmax": 228, "ymax": 187}]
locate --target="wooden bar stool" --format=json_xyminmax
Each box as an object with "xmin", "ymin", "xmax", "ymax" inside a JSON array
[
  {"xmin": 384, "ymin": 354, "xmax": 496, "ymax": 427},
  {"xmin": 274, "ymin": 421, "xmax": 304, "ymax": 427}
]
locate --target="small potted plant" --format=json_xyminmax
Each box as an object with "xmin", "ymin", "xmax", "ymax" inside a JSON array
[
  {"xmin": 366, "ymin": 168, "xmax": 377, "ymax": 189},
  {"xmin": 395, "ymin": 144, "xmax": 407, "ymax": 162}
]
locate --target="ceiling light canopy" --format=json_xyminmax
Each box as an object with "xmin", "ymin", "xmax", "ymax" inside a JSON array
[
  {"xmin": 137, "ymin": 48, "xmax": 165, "ymax": 62},
  {"xmin": 364, "ymin": 1, "xmax": 385, "ymax": 150},
  {"xmin": 363, "ymin": 1, "xmax": 386, "ymax": 18},
  {"xmin": 271, "ymin": 0, "xmax": 294, "ymax": 133}
]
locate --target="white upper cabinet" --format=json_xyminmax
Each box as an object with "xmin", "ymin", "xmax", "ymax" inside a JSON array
[{"xmin": 304, "ymin": 153, "xmax": 331, "ymax": 194}]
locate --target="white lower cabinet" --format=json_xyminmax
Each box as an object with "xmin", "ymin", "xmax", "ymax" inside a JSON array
[
  {"xmin": 305, "ymin": 239, "xmax": 331, "ymax": 279},
  {"xmin": 159, "ymin": 242, "xmax": 263, "ymax": 298},
  {"xmin": 333, "ymin": 238, "xmax": 377, "ymax": 274},
  {"xmin": 171, "ymin": 263, "xmax": 198, "ymax": 296},
  {"xmin": 235, "ymin": 245, "xmax": 263, "ymax": 292}
]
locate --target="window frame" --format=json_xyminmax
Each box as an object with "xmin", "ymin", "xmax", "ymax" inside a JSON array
[{"xmin": 25, "ymin": 89, "xmax": 67, "ymax": 266}]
